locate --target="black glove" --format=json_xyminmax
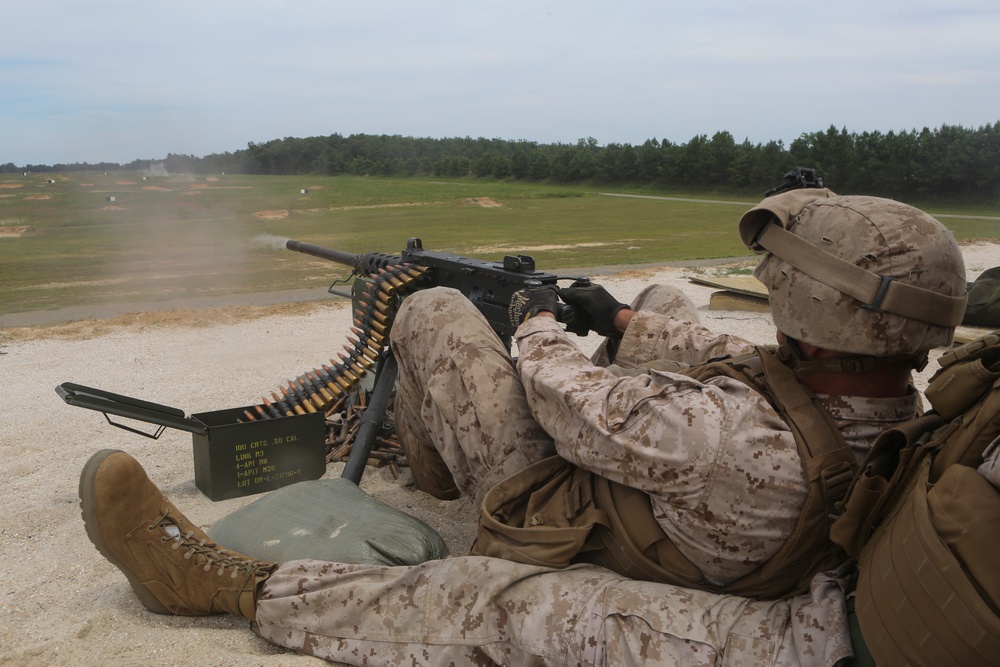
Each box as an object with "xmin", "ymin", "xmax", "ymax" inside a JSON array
[
  {"xmin": 557, "ymin": 280, "xmax": 628, "ymax": 338},
  {"xmin": 508, "ymin": 286, "xmax": 559, "ymax": 329}
]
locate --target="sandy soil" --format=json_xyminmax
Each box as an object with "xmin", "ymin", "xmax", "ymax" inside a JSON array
[
  {"xmin": 0, "ymin": 226, "xmax": 34, "ymax": 238},
  {"xmin": 1, "ymin": 244, "xmax": 998, "ymax": 666}
]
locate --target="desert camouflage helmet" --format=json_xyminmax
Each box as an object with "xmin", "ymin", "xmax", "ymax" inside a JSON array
[{"xmin": 739, "ymin": 189, "xmax": 968, "ymax": 357}]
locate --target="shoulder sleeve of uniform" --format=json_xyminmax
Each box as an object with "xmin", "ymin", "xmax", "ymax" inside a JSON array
[{"xmin": 615, "ymin": 310, "xmax": 756, "ymax": 367}]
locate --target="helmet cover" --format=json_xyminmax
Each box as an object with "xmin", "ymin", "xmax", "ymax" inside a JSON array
[{"xmin": 740, "ymin": 190, "xmax": 966, "ymax": 356}]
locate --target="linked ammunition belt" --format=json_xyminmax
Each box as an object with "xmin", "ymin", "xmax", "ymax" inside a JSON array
[{"xmin": 239, "ymin": 262, "xmax": 429, "ymax": 467}]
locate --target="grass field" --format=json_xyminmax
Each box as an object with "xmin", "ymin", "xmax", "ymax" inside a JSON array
[{"xmin": 1, "ymin": 172, "xmax": 998, "ymax": 316}]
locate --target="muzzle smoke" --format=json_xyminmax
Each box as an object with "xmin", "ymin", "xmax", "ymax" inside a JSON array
[{"xmin": 251, "ymin": 234, "xmax": 291, "ymax": 251}]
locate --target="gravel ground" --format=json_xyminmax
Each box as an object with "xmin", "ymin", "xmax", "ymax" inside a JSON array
[{"xmin": 1, "ymin": 244, "xmax": 997, "ymax": 666}]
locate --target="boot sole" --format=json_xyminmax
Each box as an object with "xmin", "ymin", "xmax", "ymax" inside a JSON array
[{"xmin": 79, "ymin": 449, "xmax": 172, "ymax": 615}]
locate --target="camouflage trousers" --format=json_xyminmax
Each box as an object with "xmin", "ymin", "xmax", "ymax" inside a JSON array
[
  {"xmin": 387, "ymin": 284, "xmax": 701, "ymax": 505},
  {"xmin": 251, "ymin": 287, "xmax": 829, "ymax": 666},
  {"xmin": 254, "ymin": 555, "xmax": 805, "ymax": 666}
]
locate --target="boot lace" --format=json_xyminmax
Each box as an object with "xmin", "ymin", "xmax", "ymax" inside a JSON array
[{"xmin": 149, "ymin": 508, "xmax": 273, "ymax": 591}]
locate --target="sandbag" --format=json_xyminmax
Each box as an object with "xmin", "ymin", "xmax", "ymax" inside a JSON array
[{"xmin": 208, "ymin": 478, "xmax": 447, "ymax": 566}]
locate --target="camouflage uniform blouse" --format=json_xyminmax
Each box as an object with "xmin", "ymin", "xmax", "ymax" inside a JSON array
[{"xmin": 514, "ymin": 310, "xmax": 918, "ymax": 586}]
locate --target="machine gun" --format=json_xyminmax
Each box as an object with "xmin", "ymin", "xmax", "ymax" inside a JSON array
[
  {"xmin": 244, "ymin": 238, "xmax": 581, "ymax": 483},
  {"xmin": 764, "ymin": 167, "xmax": 823, "ymax": 197},
  {"xmin": 285, "ymin": 237, "xmax": 577, "ymax": 347}
]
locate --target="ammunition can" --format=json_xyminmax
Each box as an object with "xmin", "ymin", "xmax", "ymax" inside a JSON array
[{"xmin": 191, "ymin": 406, "xmax": 326, "ymax": 501}]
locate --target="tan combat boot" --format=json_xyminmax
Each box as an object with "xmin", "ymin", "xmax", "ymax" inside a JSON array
[{"xmin": 79, "ymin": 449, "xmax": 277, "ymax": 620}]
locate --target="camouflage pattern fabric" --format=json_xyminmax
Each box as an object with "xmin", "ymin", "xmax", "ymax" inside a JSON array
[
  {"xmin": 390, "ymin": 287, "xmax": 558, "ymax": 505},
  {"xmin": 391, "ymin": 286, "xmax": 914, "ymax": 582},
  {"xmin": 513, "ymin": 287, "xmax": 917, "ymax": 584},
  {"xmin": 254, "ymin": 556, "xmax": 853, "ymax": 666},
  {"xmin": 744, "ymin": 191, "xmax": 967, "ymax": 356},
  {"xmin": 251, "ymin": 285, "xmax": 918, "ymax": 665}
]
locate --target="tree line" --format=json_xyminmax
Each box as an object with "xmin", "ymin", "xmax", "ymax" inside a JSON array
[{"xmin": 5, "ymin": 122, "xmax": 999, "ymax": 202}]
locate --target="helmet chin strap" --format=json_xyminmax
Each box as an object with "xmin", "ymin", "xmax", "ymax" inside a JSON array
[{"xmin": 777, "ymin": 338, "xmax": 928, "ymax": 376}]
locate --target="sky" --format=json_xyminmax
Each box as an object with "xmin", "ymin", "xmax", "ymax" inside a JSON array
[{"xmin": 2, "ymin": 0, "xmax": 999, "ymax": 167}]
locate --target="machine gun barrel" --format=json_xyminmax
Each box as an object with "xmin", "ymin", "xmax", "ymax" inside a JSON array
[
  {"xmin": 285, "ymin": 239, "xmax": 360, "ymax": 265},
  {"xmin": 285, "ymin": 239, "xmax": 401, "ymax": 275}
]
